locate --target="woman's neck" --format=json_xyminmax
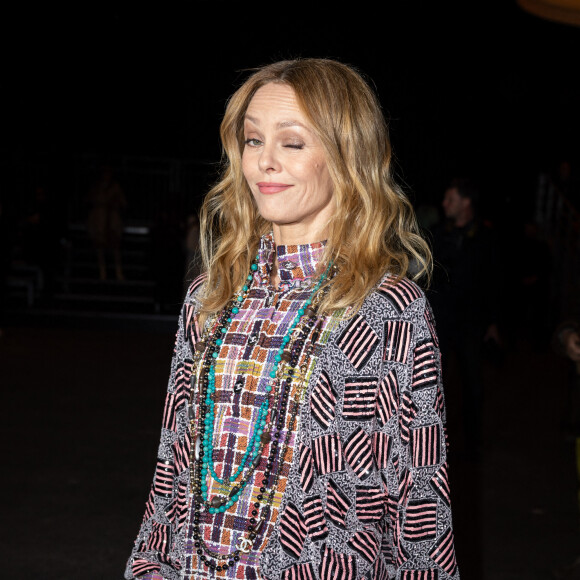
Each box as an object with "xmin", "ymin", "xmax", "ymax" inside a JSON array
[{"xmin": 272, "ymin": 223, "xmax": 328, "ymax": 247}]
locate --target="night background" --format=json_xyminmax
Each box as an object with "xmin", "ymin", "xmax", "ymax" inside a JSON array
[
  {"xmin": 1, "ymin": 3, "xmax": 580, "ymax": 579},
  {"xmin": 6, "ymin": 3, "xmax": 580, "ymax": 214}
]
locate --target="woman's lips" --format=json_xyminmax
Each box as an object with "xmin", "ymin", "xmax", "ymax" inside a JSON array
[{"xmin": 257, "ymin": 182, "xmax": 292, "ymax": 194}]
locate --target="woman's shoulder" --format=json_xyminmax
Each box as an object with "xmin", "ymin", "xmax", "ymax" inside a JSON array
[
  {"xmin": 371, "ymin": 273, "xmax": 428, "ymax": 314},
  {"xmin": 184, "ymin": 273, "xmax": 208, "ymax": 302},
  {"xmin": 356, "ymin": 275, "xmax": 438, "ymax": 353},
  {"xmin": 180, "ymin": 274, "xmax": 208, "ymax": 342}
]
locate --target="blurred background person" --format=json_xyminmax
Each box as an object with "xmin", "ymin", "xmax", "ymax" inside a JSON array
[
  {"xmin": 553, "ymin": 320, "xmax": 580, "ymax": 579},
  {"xmin": 428, "ymin": 177, "xmax": 502, "ymax": 460},
  {"xmin": 86, "ymin": 164, "xmax": 127, "ymax": 281},
  {"xmin": 19, "ymin": 184, "xmax": 63, "ymax": 303}
]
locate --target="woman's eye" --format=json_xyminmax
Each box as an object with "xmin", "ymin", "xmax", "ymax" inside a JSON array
[
  {"xmin": 244, "ymin": 138, "xmax": 262, "ymax": 147},
  {"xmin": 284, "ymin": 143, "xmax": 304, "ymax": 150}
]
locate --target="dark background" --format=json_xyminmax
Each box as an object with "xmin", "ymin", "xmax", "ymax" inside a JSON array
[
  {"xmin": 4, "ymin": 3, "xmax": 579, "ymax": 215},
  {"xmin": 2, "ymin": 3, "xmax": 580, "ymax": 580}
]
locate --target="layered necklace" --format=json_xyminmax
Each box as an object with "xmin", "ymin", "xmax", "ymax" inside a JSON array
[{"xmin": 188, "ymin": 252, "xmax": 333, "ymax": 573}]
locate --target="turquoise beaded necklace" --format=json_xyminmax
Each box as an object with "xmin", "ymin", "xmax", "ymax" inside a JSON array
[{"xmin": 199, "ymin": 255, "xmax": 332, "ymax": 514}]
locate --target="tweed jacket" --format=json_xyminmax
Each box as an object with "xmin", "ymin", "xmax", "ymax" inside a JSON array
[{"xmin": 125, "ymin": 274, "xmax": 459, "ymax": 580}]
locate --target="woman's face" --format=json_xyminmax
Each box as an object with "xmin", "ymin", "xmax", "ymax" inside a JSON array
[{"xmin": 242, "ymin": 83, "xmax": 334, "ymax": 245}]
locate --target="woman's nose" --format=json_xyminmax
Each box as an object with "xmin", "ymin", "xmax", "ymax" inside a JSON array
[{"xmin": 258, "ymin": 144, "xmax": 280, "ymax": 173}]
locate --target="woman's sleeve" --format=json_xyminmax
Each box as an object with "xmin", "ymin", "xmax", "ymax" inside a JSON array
[
  {"xmin": 379, "ymin": 290, "xmax": 460, "ymax": 579},
  {"xmin": 124, "ymin": 275, "xmax": 206, "ymax": 580}
]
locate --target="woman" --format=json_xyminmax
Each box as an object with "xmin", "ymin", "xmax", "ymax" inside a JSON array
[
  {"xmin": 86, "ymin": 164, "xmax": 127, "ymax": 281},
  {"xmin": 126, "ymin": 59, "xmax": 459, "ymax": 580}
]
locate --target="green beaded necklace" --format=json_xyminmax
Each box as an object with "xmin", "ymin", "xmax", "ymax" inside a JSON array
[{"xmin": 199, "ymin": 255, "xmax": 333, "ymax": 513}]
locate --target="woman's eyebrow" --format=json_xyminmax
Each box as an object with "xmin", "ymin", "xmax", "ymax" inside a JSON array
[
  {"xmin": 244, "ymin": 115, "xmax": 308, "ymax": 131},
  {"xmin": 276, "ymin": 120, "xmax": 307, "ymax": 129}
]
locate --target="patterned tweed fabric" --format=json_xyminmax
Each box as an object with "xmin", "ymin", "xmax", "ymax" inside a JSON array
[{"xmin": 125, "ymin": 234, "xmax": 460, "ymax": 580}]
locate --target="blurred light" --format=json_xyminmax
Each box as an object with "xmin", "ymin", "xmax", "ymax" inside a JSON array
[{"xmin": 517, "ymin": 0, "xmax": 580, "ymax": 26}]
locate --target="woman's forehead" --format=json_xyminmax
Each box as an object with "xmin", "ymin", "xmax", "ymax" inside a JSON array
[{"xmin": 245, "ymin": 84, "xmax": 307, "ymax": 125}]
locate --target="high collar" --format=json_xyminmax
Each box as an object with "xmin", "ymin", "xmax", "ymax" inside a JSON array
[{"xmin": 256, "ymin": 233, "xmax": 327, "ymax": 289}]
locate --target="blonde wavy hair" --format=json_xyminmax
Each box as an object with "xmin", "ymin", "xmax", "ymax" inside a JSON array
[{"xmin": 198, "ymin": 58, "xmax": 431, "ymax": 320}]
